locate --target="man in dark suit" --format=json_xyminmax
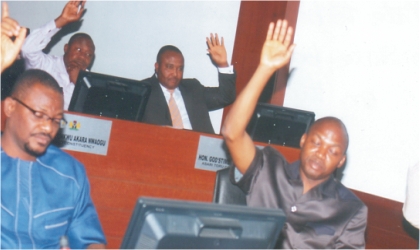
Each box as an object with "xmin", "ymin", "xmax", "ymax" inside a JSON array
[{"xmin": 141, "ymin": 34, "xmax": 236, "ymax": 134}]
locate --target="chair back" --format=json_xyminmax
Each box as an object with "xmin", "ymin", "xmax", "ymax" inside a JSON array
[{"xmin": 212, "ymin": 167, "xmax": 247, "ymax": 205}]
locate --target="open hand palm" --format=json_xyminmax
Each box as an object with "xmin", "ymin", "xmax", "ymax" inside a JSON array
[
  {"xmin": 261, "ymin": 40, "xmax": 290, "ymax": 69},
  {"xmin": 259, "ymin": 20, "xmax": 295, "ymax": 71}
]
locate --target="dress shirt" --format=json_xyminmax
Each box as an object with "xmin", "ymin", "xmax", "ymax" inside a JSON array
[
  {"xmin": 231, "ymin": 146, "xmax": 367, "ymax": 249},
  {"xmin": 1, "ymin": 145, "xmax": 106, "ymax": 249},
  {"xmin": 160, "ymin": 85, "xmax": 192, "ymax": 130},
  {"xmin": 21, "ymin": 20, "xmax": 74, "ymax": 110},
  {"xmin": 158, "ymin": 65, "xmax": 234, "ymax": 131}
]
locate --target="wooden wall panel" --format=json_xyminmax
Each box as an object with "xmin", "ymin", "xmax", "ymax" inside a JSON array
[
  {"xmin": 223, "ymin": 1, "xmax": 300, "ymax": 123},
  {"xmin": 353, "ymin": 190, "xmax": 418, "ymax": 249}
]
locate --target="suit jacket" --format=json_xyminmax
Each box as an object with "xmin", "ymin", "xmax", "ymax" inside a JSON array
[{"xmin": 141, "ymin": 72, "xmax": 236, "ymax": 134}]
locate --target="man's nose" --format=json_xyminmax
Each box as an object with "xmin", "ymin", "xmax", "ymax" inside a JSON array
[
  {"xmin": 174, "ymin": 69, "xmax": 182, "ymax": 78},
  {"xmin": 316, "ymin": 146, "xmax": 327, "ymax": 159},
  {"xmin": 39, "ymin": 118, "xmax": 54, "ymax": 133}
]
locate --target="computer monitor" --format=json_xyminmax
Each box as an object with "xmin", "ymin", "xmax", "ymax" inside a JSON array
[
  {"xmin": 121, "ymin": 197, "xmax": 286, "ymax": 249},
  {"xmin": 246, "ymin": 103, "xmax": 315, "ymax": 148},
  {"xmin": 68, "ymin": 71, "xmax": 151, "ymax": 122}
]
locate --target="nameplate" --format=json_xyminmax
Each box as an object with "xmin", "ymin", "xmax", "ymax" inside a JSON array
[
  {"xmin": 61, "ymin": 114, "xmax": 112, "ymax": 156},
  {"xmin": 195, "ymin": 135, "xmax": 232, "ymax": 171}
]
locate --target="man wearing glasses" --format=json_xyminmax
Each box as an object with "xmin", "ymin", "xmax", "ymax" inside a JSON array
[{"xmin": 1, "ymin": 69, "xmax": 106, "ymax": 248}]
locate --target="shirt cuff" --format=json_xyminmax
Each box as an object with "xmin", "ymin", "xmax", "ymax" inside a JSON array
[
  {"xmin": 47, "ymin": 19, "xmax": 60, "ymax": 34},
  {"xmin": 218, "ymin": 65, "xmax": 234, "ymax": 74}
]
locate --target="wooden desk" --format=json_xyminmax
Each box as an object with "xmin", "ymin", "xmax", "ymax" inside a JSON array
[{"xmin": 64, "ymin": 115, "xmax": 300, "ymax": 248}]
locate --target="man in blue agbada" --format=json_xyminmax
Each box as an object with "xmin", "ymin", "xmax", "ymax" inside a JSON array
[{"xmin": 1, "ymin": 69, "xmax": 106, "ymax": 249}]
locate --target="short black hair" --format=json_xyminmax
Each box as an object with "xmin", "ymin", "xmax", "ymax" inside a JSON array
[
  {"xmin": 68, "ymin": 32, "xmax": 94, "ymax": 46},
  {"xmin": 11, "ymin": 69, "xmax": 63, "ymax": 99},
  {"xmin": 156, "ymin": 45, "xmax": 183, "ymax": 63}
]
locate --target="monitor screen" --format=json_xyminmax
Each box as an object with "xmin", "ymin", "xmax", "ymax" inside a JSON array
[
  {"xmin": 246, "ymin": 103, "xmax": 315, "ymax": 148},
  {"xmin": 121, "ymin": 197, "xmax": 286, "ymax": 249},
  {"xmin": 68, "ymin": 71, "xmax": 151, "ymax": 122}
]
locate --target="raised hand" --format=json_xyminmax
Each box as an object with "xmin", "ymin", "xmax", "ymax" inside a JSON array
[
  {"xmin": 1, "ymin": 2, "xmax": 27, "ymax": 72},
  {"xmin": 221, "ymin": 19, "xmax": 296, "ymax": 175},
  {"xmin": 260, "ymin": 19, "xmax": 295, "ymax": 71},
  {"xmin": 55, "ymin": 0, "xmax": 85, "ymax": 28},
  {"xmin": 206, "ymin": 33, "xmax": 229, "ymax": 68}
]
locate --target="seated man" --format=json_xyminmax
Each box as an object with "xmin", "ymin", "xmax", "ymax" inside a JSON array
[
  {"xmin": 141, "ymin": 34, "xmax": 236, "ymax": 134},
  {"xmin": 21, "ymin": 0, "xmax": 95, "ymax": 110},
  {"xmin": 1, "ymin": 69, "xmax": 106, "ymax": 248},
  {"xmin": 221, "ymin": 19, "xmax": 367, "ymax": 248}
]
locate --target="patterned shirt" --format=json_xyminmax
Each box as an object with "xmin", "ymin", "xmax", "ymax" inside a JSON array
[{"xmin": 1, "ymin": 145, "xmax": 106, "ymax": 249}]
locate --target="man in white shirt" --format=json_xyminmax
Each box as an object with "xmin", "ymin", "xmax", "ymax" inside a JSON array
[{"xmin": 21, "ymin": 1, "xmax": 95, "ymax": 110}]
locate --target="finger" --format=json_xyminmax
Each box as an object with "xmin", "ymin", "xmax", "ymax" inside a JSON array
[
  {"xmin": 4, "ymin": 18, "xmax": 21, "ymax": 36},
  {"xmin": 273, "ymin": 19, "xmax": 283, "ymax": 41},
  {"xmin": 210, "ymin": 33, "xmax": 215, "ymax": 46},
  {"xmin": 266, "ymin": 22, "xmax": 275, "ymax": 41},
  {"xmin": 206, "ymin": 36, "xmax": 212, "ymax": 48},
  {"xmin": 78, "ymin": 1, "xmax": 86, "ymax": 15},
  {"xmin": 284, "ymin": 43, "xmax": 296, "ymax": 61},
  {"xmin": 283, "ymin": 26, "xmax": 294, "ymax": 48},
  {"xmin": 2, "ymin": 20, "xmax": 19, "ymax": 37},
  {"xmin": 278, "ymin": 19, "xmax": 288, "ymax": 42},
  {"xmin": 13, "ymin": 26, "xmax": 27, "ymax": 49},
  {"xmin": 221, "ymin": 36, "xmax": 224, "ymax": 47},
  {"xmin": 214, "ymin": 33, "xmax": 220, "ymax": 46},
  {"xmin": 1, "ymin": 22, "xmax": 13, "ymax": 36},
  {"xmin": 2, "ymin": 2, "xmax": 9, "ymax": 19},
  {"xmin": 69, "ymin": 0, "xmax": 78, "ymax": 7}
]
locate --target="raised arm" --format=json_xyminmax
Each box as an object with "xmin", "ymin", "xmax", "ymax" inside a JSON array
[
  {"xmin": 1, "ymin": 2, "xmax": 26, "ymax": 72},
  {"xmin": 221, "ymin": 19, "xmax": 295, "ymax": 174},
  {"xmin": 55, "ymin": 0, "xmax": 86, "ymax": 29},
  {"xmin": 206, "ymin": 33, "xmax": 229, "ymax": 68}
]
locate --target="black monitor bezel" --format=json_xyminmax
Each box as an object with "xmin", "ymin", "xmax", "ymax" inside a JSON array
[
  {"xmin": 68, "ymin": 71, "xmax": 151, "ymax": 122},
  {"xmin": 121, "ymin": 197, "xmax": 286, "ymax": 249}
]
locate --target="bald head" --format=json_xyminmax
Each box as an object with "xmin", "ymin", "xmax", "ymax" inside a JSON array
[
  {"xmin": 307, "ymin": 116, "xmax": 349, "ymax": 153},
  {"xmin": 299, "ymin": 116, "xmax": 349, "ymax": 190}
]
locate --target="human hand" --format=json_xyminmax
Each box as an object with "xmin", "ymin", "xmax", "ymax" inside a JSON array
[
  {"xmin": 55, "ymin": 0, "xmax": 85, "ymax": 28},
  {"xmin": 206, "ymin": 33, "xmax": 229, "ymax": 68},
  {"xmin": 66, "ymin": 63, "xmax": 81, "ymax": 84},
  {"xmin": 260, "ymin": 19, "xmax": 295, "ymax": 71},
  {"xmin": 1, "ymin": 2, "xmax": 26, "ymax": 72}
]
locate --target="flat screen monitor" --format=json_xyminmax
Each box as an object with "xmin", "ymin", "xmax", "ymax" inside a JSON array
[
  {"xmin": 68, "ymin": 71, "xmax": 151, "ymax": 122},
  {"xmin": 246, "ymin": 103, "xmax": 315, "ymax": 148},
  {"xmin": 121, "ymin": 197, "xmax": 286, "ymax": 249}
]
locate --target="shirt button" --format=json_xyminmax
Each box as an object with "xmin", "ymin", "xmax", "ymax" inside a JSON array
[{"xmin": 291, "ymin": 206, "xmax": 297, "ymax": 212}]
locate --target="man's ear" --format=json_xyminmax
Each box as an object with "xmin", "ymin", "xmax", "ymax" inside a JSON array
[
  {"xmin": 3, "ymin": 97, "xmax": 16, "ymax": 118},
  {"xmin": 337, "ymin": 155, "xmax": 347, "ymax": 169},
  {"xmin": 300, "ymin": 133, "xmax": 307, "ymax": 148},
  {"xmin": 64, "ymin": 44, "xmax": 69, "ymax": 54},
  {"xmin": 154, "ymin": 62, "xmax": 159, "ymax": 74}
]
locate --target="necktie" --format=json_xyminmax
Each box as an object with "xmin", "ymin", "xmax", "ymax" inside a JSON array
[{"xmin": 168, "ymin": 89, "xmax": 184, "ymax": 129}]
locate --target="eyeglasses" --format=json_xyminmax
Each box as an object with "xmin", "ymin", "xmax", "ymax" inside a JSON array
[{"xmin": 11, "ymin": 97, "xmax": 68, "ymax": 129}]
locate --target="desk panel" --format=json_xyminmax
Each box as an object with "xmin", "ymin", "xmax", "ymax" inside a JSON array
[{"xmin": 62, "ymin": 113, "xmax": 300, "ymax": 248}]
